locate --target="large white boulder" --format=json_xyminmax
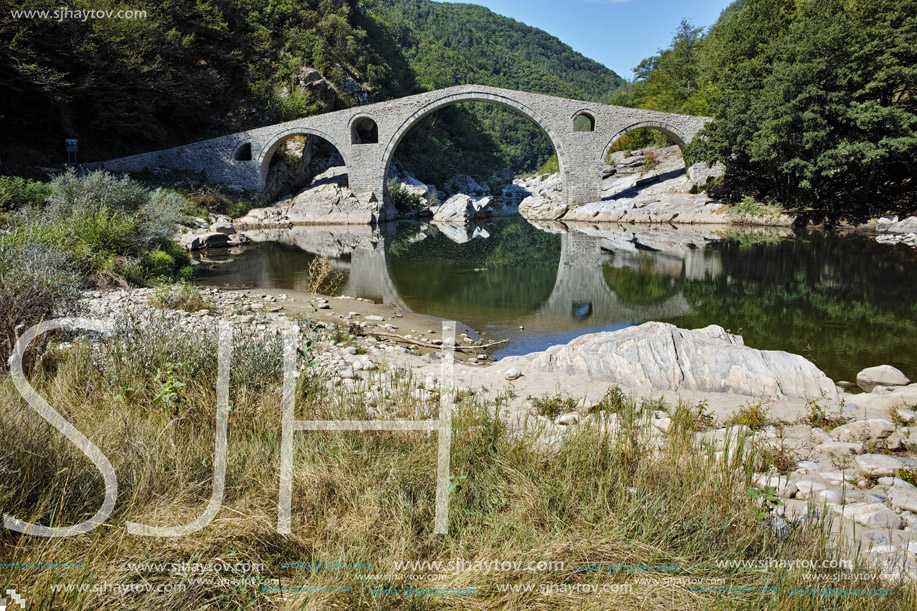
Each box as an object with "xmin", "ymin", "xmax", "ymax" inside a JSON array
[
  {"xmin": 431, "ymin": 194, "xmax": 493, "ymax": 224},
  {"xmin": 518, "ymin": 195, "xmax": 567, "ymax": 220},
  {"xmin": 501, "ymin": 322, "xmax": 839, "ymax": 400},
  {"xmin": 286, "ymin": 183, "xmax": 395, "ymax": 225},
  {"xmin": 856, "ymin": 365, "xmax": 910, "ymax": 392}
]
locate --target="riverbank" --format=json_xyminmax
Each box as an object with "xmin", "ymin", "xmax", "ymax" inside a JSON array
[{"xmin": 74, "ymin": 283, "xmax": 917, "ymax": 582}]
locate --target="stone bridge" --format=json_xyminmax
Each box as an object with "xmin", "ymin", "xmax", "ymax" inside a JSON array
[{"xmin": 85, "ymin": 85, "xmax": 709, "ymax": 206}]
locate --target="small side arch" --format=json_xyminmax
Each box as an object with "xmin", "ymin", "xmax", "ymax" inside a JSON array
[
  {"xmin": 572, "ymin": 110, "xmax": 595, "ymax": 132},
  {"xmin": 350, "ymin": 116, "xmax": 379, "ymax": 144},
  {"xmin": 601, "ymin": 121, "xmax": 689, "ymax": 160},
  {"xmin": 233, "ymin": 141, "xmax": 252, "ymax": 161},
  {"xmin": 256, "ymin": 127, "xmax": 350, "ymax": 191}
]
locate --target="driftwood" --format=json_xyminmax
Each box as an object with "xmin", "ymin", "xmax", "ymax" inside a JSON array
[{"xmin": 351, "ymin": 325, "xmax": 508, "ymax": 352}]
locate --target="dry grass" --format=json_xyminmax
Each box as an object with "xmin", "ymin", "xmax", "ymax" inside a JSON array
[{"xmin": 0, "ymin": 315, "xmax": 913, "ymax": 609}]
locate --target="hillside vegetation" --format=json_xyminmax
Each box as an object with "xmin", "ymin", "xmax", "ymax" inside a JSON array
[
  {"xmin": 612, "ymin": 0, "xmax": 916, "ymax": 219},
  {"xmin": 1, "ymin": 0, "xmax": 623, "ymax": 189}
]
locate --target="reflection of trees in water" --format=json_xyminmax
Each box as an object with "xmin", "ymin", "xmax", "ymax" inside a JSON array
[
  {"xmin": 385, "ymin": 217, "xmax": 561, "ymax": 315},
  {"xmin": 667, "ymin": 235, "xmax": 917, "ymax": 382},
  {"xmin": 601, "ymin": 257, "xmax": 683, "ymax": 306}
]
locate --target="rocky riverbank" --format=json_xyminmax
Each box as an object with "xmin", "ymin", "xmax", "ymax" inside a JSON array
[
  {"xmin": 171, "ymin": 145, "xmax": 917, "ymax": 251},
  {"xmin": 75, "ymin": 283, "xmax": 917, "ymax": 578}
]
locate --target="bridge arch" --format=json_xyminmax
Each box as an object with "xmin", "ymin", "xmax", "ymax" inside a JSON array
[
  {"xmin": 571, "ymin": 109, "xmax": 596, "ymax": 132},
  {"xmin": 601, "ymin": 120, "xmax": 689, "ymax": 161},
  {"xmin": 257, "ymin": 127, "xmax": 351, "ymax": 191},
  {"xmin": 380, "ymin": 90, "xmax": 568, "ymax": 196}
]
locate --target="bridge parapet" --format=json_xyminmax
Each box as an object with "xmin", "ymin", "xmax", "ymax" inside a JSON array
[{"xmin": 83, "ymin": 85, "xmax": 710, "ymax": 209}]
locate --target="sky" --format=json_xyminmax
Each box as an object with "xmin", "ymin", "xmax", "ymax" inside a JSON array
[{"xmin": 434, "ymin": 0, "xmax": 735, "ymax": 79}]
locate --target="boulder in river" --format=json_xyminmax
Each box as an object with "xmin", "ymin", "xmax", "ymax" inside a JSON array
[
  {"xmin": 432, "ymin": 194, "xmax": 494, "ymax": 223},
  {"xmin": 500, "ymin": 321, "xmax": 839, "ymax": 401},
  {"xmin": 856, "ymin": 365, "xmax": 910, "ymax": 393}
]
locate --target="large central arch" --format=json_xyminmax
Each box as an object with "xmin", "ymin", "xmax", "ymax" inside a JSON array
[{"xmin": 379, "ymin": 90, "xmax": 569, "ymax": 199}]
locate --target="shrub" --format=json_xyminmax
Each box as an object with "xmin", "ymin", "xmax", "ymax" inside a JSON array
[
  {"xmin": 386, "ymin": 179, "xmax": 426, "ymax": 213},
  {"xmin": 149, "ymin": 282, "xmax": 210, "ymax": 313},
  {"xmin": 729, "ymin": 196, "xmax": 785, "ymax": 225},
  {"xmin": 803, "ymin": 401, "xmax": 847, "ymax": 430},
  {"xmin": 0, "ymin": 241, "xmax": 80, "ymax": 366},
  {"xmin": 0, "ymin": 176, "xmax": 51, "ymax": 211},
  {"xmin": 529, "ymin": 393, "xmax": 579, "ymax": 419},
  {"xmin": 643, "ymin": 149, "xmax": 660, "ymax": 172},
  {"xmin": 8, "ymin": 171, "xmax": 187, "ymax": 282},
  {"xmin": 729, "ymin": 403, "xmax": 770, "ymax": 430}
]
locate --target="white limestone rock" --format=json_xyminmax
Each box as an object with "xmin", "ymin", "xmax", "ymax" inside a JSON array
[
  {"xmin": 501, "ymin": 321, "xmax": 839, "ymax": 400},
  {"xmin": 888, "ymin": 486, "xmax": 917, "ymax": 513},
  {"xmin": 830, "ymin": 419, "xmax": 896, "ymax": 443},
  {"xmin": 856, "ymin": 365, "xmax": 910, "ymax": 392},
  {"xmin": 431, "ymin": 194, "xmax": 494, "ymax": 223},
  {"xmin": 841, "ymin": 503, "xmax": 903, "ymax": 530},
  {"xmin": 286, "ymin": 183, "xmax": 395, "ymax": 225},
  {"xmin": 854, "ymin": 454, "xmax": 917, "ymax": 478}
]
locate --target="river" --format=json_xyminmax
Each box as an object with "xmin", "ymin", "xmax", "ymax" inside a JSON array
[{"xmin": 196, "ymin": 216, "xmax": 917, "ymax": 383}]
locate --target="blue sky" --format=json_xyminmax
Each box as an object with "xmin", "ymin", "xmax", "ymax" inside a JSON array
[{"xmin": 434, "ymin": 0, "xmax": 735, "ymax": 79}]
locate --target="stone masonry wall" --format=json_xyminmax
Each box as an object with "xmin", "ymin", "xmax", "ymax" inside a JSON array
[{"xmin": 83, "ymin": 85, "xmax": 710, "ymax": 207}]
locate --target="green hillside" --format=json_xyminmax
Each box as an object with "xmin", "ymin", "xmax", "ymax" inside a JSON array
[
  {"xmin": 0, "ymin": 0, "xmax": 624, "ymax": 188},
  {"xmin": 367, "ymin": 0, "xmax": 625, "ymax": 185},
  {"xmin": 611, "ymin": 0, "xmax": 916, "ymax": 219},
  {"xmin": 366, "ymin": 0, "xmax": 623, "ymax": 99}
]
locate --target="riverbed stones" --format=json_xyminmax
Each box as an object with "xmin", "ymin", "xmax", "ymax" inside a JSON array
[
  {"xmin": 830, "ymin": 419, "xmax": 896, "ymax": 444},
  {"xmin": 753, "ymin": 474, "xmax": 797, "ymax": 498},
  {"xmin": 794, "ymin": 480, "xmax": 827, "ymax": 500},
  {"xmin": 812, "ymin": 441, "xmax": 864, "ymax": 457},
  {"xmin": 888, "ymin": 487, "xmax": 917, "ymax": 513},
  {"xmin": 856, "ymin": 365, "xmax": 910, "ymax": 392},
  {"xmin": 500, "ymin": 321, "xmax": 839, "ymax": 400},
  {"xmin": 504, "ymin": 367, "xmax": 522, "ymax": 381},
  {"xmin": 854, "ymin": 454, "xmax": 917, "ymax": 478},
  {"xmin": 841, "ymin": 503, "xmax": 903, "ymax": 530},
  {"xmin": 555, "ymin": 412, "xmax": 580, "ymax": 426}
]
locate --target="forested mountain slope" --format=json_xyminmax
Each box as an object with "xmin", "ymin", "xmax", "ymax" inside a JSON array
[{"xmin": 1, "ymin": 0, "xmax": 624, "ymax": 187}]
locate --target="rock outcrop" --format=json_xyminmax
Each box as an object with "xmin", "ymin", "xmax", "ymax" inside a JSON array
[
  {"xmin": 514, "ymin": 145, "xmax": 790, "ymax": 226},
  {"xmin": 431, "ymin": 194, "xmax": 494, "ymax": 223},
  {"xmin": 876, "ymin": 215, "xmax": 917, "ymax": 248},
  {"xmin": 500, "ymin": 321, "xmax": 839, "ymax": 401},
  {"xmin": 236, "ymin": 167, "xmax": 396, "ymax": 227}
]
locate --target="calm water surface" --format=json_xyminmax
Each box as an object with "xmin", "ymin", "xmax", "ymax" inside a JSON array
[{"xmin": 196, "ymin": 217, "xmax": 917, "ymax": 382}]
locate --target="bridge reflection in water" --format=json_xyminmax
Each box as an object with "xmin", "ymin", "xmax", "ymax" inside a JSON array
[
  {"xmin": 196, "ymin": 220, "xmax": 917, "ymax": 382},
  {"xmin": 197, "ymin": 217, "xmax": 736, "ymax": 353}
]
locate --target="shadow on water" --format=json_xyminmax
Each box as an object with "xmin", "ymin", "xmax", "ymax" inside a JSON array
[{"xmin": 196, "ymin": 217, "xmax": 917, "ymax": 382}]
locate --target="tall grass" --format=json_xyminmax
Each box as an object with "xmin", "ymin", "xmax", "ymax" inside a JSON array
[{"xmin": 0, "ymin": 317, "xmax": 912, "ymax": 609}]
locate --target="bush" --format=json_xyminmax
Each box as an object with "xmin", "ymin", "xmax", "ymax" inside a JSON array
[
  {"xmin": 7, "ymin": 171, "xmax": 187, "ymax": 281},
  {"xmin": 149, "ymin": 282, "xmax": 210, "ymax": 313},
  {"xmin": 528, "ymin": 393, "xmax": 579, "ymax": 419},
  {"xmin": 0, "ymin": 176, "xmax": 51, "ymax": 211},
  {"xmin": 0, "ymin": 241, "xmax": 80, "ymax": 365},
  {"xmin": 386, "ymin": 179, "xmax": 426, "ymax": 213},
  {"xmin": 0, "ymin": 172, "xmax": 194, "ymax": 363},
  {"xmin": 729, "ymin": 403, "xmax": 771, "ymax": 430}
]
